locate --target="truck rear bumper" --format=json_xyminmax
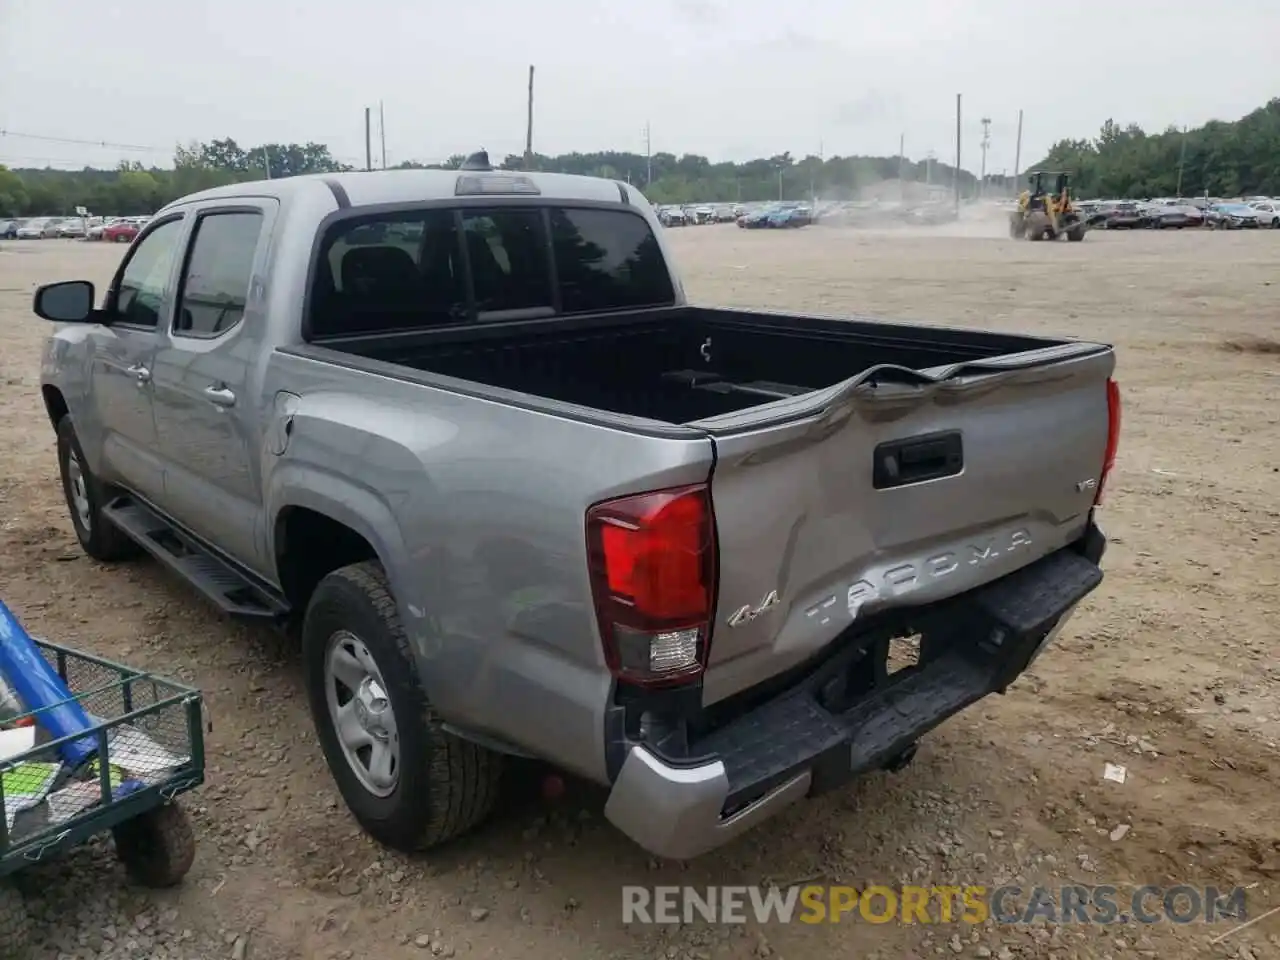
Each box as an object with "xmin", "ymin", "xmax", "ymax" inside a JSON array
[{"xmin": 604, "ymin": 539, "xmax": 1104, "ymax": 860}]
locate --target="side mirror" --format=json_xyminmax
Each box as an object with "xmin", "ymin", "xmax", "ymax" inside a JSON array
[{"xmin": 33, "ymin": 281, "xmax": 96, "ymax": 323}]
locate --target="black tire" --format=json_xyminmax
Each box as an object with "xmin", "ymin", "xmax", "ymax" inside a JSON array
[
  {"xmin": 0, "ymin": 883, "xmax": 30, "ymax": 960},
  {"xmin": 113, "ymin": 802, "xmax": 197, "ymax": 888},
  {"xmin": 56, "ymin": 415, "xmax": 140, "ymax": 562},
  {"xmin": 1024, "ymin": 212, "xmax": 1051, "ymax": 241},
  {"xmin": 303, "ymin": 561, "xmax": 502, "ymax": 852},
  {"xmin": 1066, "ymin": 226, "xmax": 1086, "ymax": 242}
]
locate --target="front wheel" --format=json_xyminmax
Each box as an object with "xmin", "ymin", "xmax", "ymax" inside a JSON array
[
  {"xmin": 56, "ymin": 416, "xmax": 140, "ymax": 562},
  {"xmin": 303, "ymin": 561, "xmax": 503, "ymax": 852}
]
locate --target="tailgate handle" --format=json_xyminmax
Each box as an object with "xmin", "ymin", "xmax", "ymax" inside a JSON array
[{"xmin": 873, "ymin": 431, "xmax": 963, "ymax": 489}]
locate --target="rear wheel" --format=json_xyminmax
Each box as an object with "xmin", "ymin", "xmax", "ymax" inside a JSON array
[
  {"xmin": 1066, "ymin": 225, "xmax": 1086, "ymax": 242},
  {"xmin": 303, "ymin": 561, "xmax": 503, "ymax": 852}
]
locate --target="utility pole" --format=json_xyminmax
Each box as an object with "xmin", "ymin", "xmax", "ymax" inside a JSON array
[
  {"xmin": 644, "ymin": 121, "xmax": 652, "ymax": 185},
  {"xmin": 262, "ymin": 145, "xmax": 271, "ymax": 180},
  {"xmin": 954, "ymin": 94, "xmax": 962, "ymax": 211},
  {"xmin": 364, "ymin": 107, "xmax": 372, "ymax": 172},
  {"xmin": 1176, "ymin": 125, "xmax": 1188, "ymax": 198},
  {"xmin": 898, "ymin": 132, "xmax": 905, "ymax": 202},
  {"xmin": 379, "ymin": 101, "xmax": 387, "ymax": 169},
  {"xmin": 979, "ymin": 117, "xmax": 991, "ymax": 199},
  {"xmin": 926, "ymin": 150, "xmax": 935, "ymax": 186},
  {"xmin": 810, "ymin": 140, "xmax": 823, "ymax": 205},
  {"xmin": 525, "ymin": 66, "xmax": 535, "ymax": 169},
  {"xmin": 1013, "ymin": 109, "xmax": 1024, "ymax": 199},
  {"xmin": 778, "ymin": 167, "xmax": 784, "ymax": 201}
]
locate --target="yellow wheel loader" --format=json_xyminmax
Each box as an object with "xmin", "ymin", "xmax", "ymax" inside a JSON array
[{"xmin": 1009, "ymin": 171, "xmax": 1087, "ymax": 242}]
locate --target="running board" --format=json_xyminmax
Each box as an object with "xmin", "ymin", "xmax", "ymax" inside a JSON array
[{"xmin": 102, "ymin": 498, "xmax": 290, "ymax": 620}]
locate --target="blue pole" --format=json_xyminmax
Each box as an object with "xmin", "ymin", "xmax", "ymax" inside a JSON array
[{"xmin": 0, "ymin": 600, "xmax": 97, "ymax": 767}]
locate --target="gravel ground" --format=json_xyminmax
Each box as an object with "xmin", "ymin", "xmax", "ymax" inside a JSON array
[{"xmin": 0, "ymin": 220, "xmax": 1277, "ymax": 960}]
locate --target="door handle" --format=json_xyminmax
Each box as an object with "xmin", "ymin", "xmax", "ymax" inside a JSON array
[
  {"xmin": 203, "ymin": 385, "xmax": 237, "ymax": 408},
  {"xmin": 126, "ymin": 364, "xmax": 151, "ymax": 384}
]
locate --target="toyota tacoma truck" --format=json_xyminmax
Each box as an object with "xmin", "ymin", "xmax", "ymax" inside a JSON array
[{"xmin": 34, "ymin": 154, "xmax": 1120, "ymax": 860}]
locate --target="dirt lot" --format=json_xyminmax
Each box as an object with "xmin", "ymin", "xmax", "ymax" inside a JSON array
[{"xmin": 0, "ymin": 223, "xmax": 1277, "ymax": 960}]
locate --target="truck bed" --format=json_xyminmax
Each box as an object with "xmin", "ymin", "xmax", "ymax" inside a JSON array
[
  {"xmin": 323, "ymin": 306, "xmax": 1070, "ymax": 425},
  {"xmin": 305, "ymin": 300, "xmax": 1116, "ymax": 708}
]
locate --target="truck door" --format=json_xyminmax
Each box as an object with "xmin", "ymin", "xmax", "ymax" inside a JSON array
[
  {"xmin": 149, "ymin": 201, "xmax": 277, "ymax": 573},
  {"xmin": 87, "ymin": 215, "xmax": 188, "ymax": 502}
]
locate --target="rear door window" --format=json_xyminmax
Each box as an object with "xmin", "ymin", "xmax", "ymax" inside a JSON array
[
  {"xmin": 174, "ymin": 211, "xmax": 263, "ymax": 338},
  {"xmin": 549, "ymin": 208, "xmax": 674, "ymax": 314}
]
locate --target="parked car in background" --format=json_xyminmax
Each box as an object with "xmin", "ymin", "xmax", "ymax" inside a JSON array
[
  {"xmin": 1206, "ymin": 203, "xmax": 1262, "ymax": 229},
  {"xmin": 1141, "ymin": 204, "xmax": 1203, "ymax": 229},
  {"xmin": 1097, "ymin": 202, "xmax": 1143, "ymax": 229},
  {"xmin": 16, "ymin": 217, "xmax": 56, "ymax": 239},
  {"xmin": 103, "ymin": 219, "xmax": 142, "ymax": 243},
  {"xmin": 1248, "ymin": 201, "xmax": 1280, "ymax": 228},
  {"xmin": 57, "ymin": 219, "xmax": 88, "ymax": 239},
  {"xmin": 693, "ymin": 205, "xmax": 716, "ymax": 225},
  {"xmin": 764, "ymin": 204, "xmax": 810, "ymax": 228},
  {"xmin": 658, "ymin": 206, "xmax": 687, "ymax": 227},
  {"xmin": 0, "ymin": 219, "xmax": 19, "ymax": 239},
  {"xmin": 737, "ymin": 205, "xmax": 775, "ymax": 228},
  {"xmin": 714, "ymin": 205, "xmax": 737, "ymax": 223}
]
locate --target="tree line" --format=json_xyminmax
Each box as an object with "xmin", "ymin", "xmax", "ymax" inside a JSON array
[
  {"xmin": 0, "ymin": 136, "xmax": 984, "ymax": 217},
  {"xmin": 2, "ymin": 98, "xmax": 1277, "ymax": 217},
  {"xmin": 1036, "ymin": 98, "xmax": 1280, "ymax": 199}
]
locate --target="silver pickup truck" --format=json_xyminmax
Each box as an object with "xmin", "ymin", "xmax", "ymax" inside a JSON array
[{"xmin": 34, "ymin": 155, "xmax": 1120, "ymax": 860}]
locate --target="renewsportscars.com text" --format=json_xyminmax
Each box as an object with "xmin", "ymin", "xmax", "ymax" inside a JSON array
[{"xmin": 622, "ymin": 884, "xmax": 1248, "ymax": 926}]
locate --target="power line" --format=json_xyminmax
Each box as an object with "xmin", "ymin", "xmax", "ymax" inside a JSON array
[{"xmin": 0, "ymin": 129, "xmax": 168, "ymax": 153}]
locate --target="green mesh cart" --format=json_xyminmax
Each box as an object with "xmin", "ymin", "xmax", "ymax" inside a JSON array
[{"xmin": 0, "ymin": 639, "xmax": 206, "ymax": 958}]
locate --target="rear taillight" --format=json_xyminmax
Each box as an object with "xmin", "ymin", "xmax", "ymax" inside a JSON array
[
  {"xmin": 1095, "ymin": 378, "xmax": 1122, "ymax": 504},
  {"xmin": 586, "ymin": 484, "xmax": 716, "ymax": 687}
]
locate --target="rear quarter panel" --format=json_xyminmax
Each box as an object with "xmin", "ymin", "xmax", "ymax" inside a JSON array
[{"xmin": 263, "ymin": 350, "xmax": 714, "ymax": 782}]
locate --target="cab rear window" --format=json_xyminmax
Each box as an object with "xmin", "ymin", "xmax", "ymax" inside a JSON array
[{"xmin": 309, "ymin": 206, "xmax": 674, "ymax": 338}]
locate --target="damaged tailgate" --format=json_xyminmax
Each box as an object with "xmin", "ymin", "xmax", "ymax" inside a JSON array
[{"xmin": 698, "ymin": 341, "xmax": 1116, "ymax": 705}]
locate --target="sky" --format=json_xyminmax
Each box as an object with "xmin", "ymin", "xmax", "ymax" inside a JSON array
[{"xmin": 2, "ymin": 0, "xmax": 1278, "ymax": 174}]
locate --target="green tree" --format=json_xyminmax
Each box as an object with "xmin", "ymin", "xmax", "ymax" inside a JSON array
[
  {"xmin": 1033, "ymin": 98, "xmax": 1280, "ymax": 198},
  {"xmin": 0, "ymin": 166, "xmax": 29, "ymax": 216}
]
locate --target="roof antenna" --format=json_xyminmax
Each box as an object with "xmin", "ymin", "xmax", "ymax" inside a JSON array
[{"xmin": 460, "ymin": 149, "xmax": 492, "ymax": 172}]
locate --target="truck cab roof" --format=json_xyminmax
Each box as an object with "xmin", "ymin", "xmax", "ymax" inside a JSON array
[{"xmin": 160, "ymin": 168, "xmax": 637, "ymax": 214}]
